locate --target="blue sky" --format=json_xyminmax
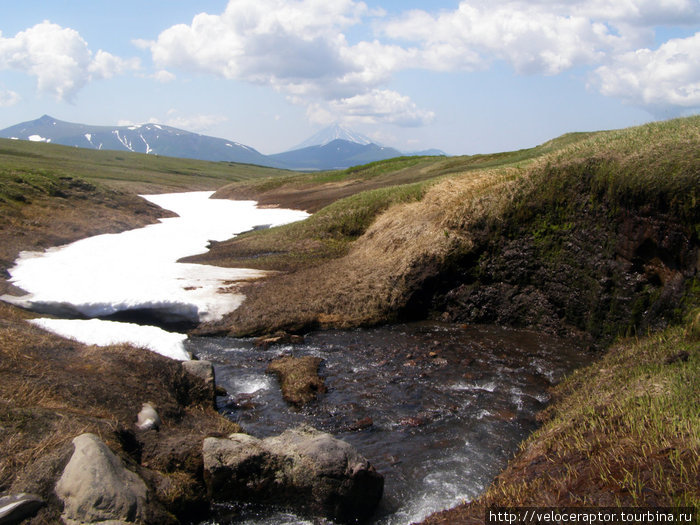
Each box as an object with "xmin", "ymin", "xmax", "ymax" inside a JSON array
[{"xmin": 1, "ymin": 0, "xmax": 698, "ymax": 155}]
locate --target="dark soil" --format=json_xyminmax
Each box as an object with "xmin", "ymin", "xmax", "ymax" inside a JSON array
[{"xmin": 421, "ymin": 204, "xmax": 698, "ymax": 349}]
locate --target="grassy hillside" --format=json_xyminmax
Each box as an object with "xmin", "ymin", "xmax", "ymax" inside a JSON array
[
  {"xmin": 0, "ymin": 137, "xmax": 290, "ymax": 194},
  {"xmin": 190, "ymin": 130, "xmax": 598, "ymax": 272}
]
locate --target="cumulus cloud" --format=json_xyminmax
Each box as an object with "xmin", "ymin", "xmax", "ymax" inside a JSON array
[
  {"xmin": 329, "ymin": 89, "xmax": 435, "ymax": 126},
  {"xmin": 144, "ymin": 0, "xmax": 433, "ymax": 126},
  {"xmin": 151, "ymin": 69, "xmax": 176, "ymax": 83},
  {"xmin": 382, "ymin": 2, "xmax": 626, "ymax": 75},
  {"xmin": 144, "ymin": 0, "xmax": 700, "ymax": 122},
  {"xmin": 0, "ymin": 21, "xmax": 139, "ymax": 101},
  {"xmin": 379, "ymin": 0, "xmax": 700, "ymax": 111},
  {"xmin": 0, "ymin": 89, "xmax": 20, "ymax": 107},
  {"xmin": 592, "ymin": 33, "xmax": 700, "ymax": 112},
  {"xmin": 571, "ymin": 0, "xmax": 700, "ymax": 27},
  {"xmin": 147, "ymin": 0, "xmax": 366, "ymax": 84},
  {"xmin": 89, "ymin": 49, "xmax": 140, "ymax": 79}
]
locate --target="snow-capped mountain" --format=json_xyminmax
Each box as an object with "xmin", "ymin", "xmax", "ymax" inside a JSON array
[
  {"xmin": 0, "ymin": 115, "xmax": 279, "ymax": 167},
  {"xmin": 289, "ymin": 123, "xmax": 375, "ymax": 150},
  {"xmin": 0, "ymin": 116, "xmax": 446, "ymax": 171}
]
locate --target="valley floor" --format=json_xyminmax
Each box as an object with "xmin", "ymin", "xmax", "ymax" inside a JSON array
[{"xmin": 0, "ymin": 117, "xmax": 698, "ymax": 523}]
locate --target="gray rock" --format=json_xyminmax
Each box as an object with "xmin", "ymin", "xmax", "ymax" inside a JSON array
[
  {"xmin": 0, "ymin": 493, "xmax": 44, "ymax": 524},
  {"xmin": 55, "ymin": 433, "xmax": 148, "ymax": 524},
  {"xmin": 203, "ymin": 427, "xmax": 383, "ymax": 523},
  {"xmin": 182, "ymin": 360, "xmax": 216, "ymax": 402},
  {"xmin": 182, "ymin": 360, "xmax": 214, "ymax": 387}
]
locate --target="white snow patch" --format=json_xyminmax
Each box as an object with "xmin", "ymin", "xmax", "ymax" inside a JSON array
[
  {"xmin": 30, "ymin": 318, "xmax": 190, "ymax": 360},
  {"xmin": 3, "ymin": 192, "xmax": 309, "ymax": 324},
  {"xmin": 233, "ymin": 142, "xmax": 253, "ymax": 152},
  {"xmin": 113, "ymin": 130, "xmax": 134, "ymax": 151},
  {"xmin": 28, "ymin": 135, "xmax": 48, "ymax": 142},
  {"xmin": 140, "ymin": 133, "xmax": 152, "ymax": 154}
]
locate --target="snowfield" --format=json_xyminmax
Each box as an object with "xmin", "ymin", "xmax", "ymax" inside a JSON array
[{"xmin": 3, "ymin": 192, "xmax": 308, "ymax": 359}]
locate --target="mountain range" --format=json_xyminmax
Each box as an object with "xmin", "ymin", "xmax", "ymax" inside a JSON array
[{"xmin": 0, "ymin": 116, "xmax": 445, "ymax": 171}]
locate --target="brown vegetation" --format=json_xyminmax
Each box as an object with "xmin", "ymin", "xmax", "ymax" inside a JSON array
[
  {"xmin": 0, "ymin": 301, "xmax": 239, "ymax": 523},
  {"xmin": 266, "ymin": 355, "xmax": 327, "ymax": 406}
]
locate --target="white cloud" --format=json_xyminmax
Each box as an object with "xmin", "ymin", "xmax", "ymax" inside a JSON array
[
  {"xmin": 147, "ymin": 1, "xmax": 367, "ymax": 85},
  {"xmin": 144, "ymin": 0, "xmax": 700, "ymax": 123},
  {"xmin": 0, "ymin": 89, "xmax": 20, "ymax": 107},
  {"xmin": 592, "ymin": 32, "xmax": 700, "ymax": 111},
  {"xmin": 0, "ymin": 21, "xmax": 138, "ymax": 101},
  {"xmin": 118, "ymin": 112, "xmax": 229, "ymax": 133},
  {"xmin": 382, "ymin": 2, "xmax": 625, "ymax": 75},
  {"xmin": 571, "ymin": 0, "xmax": 700, "ymax": 27},
  {"xmin": 329, "ymin": 89, "xmax": 435, "ymax": 126},
  {"xmin": 163, "ymin": 112, "xmax": 229, "ymax": 132},
  {"xmin": 152, "ymin": 69, "xmax": 176, "ymax": 82},
  {"xmin": 89, "ymin": 50, "xmax": 140, "ymax": 79},
  {"xmin": 145, "ymin": 0, "xmax": 433, "ymax": 126}
]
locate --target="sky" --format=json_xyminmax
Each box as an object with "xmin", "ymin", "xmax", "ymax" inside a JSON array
[{"xmin": 0, "ymin": 0, "xmax": 698, "ymax": 155}]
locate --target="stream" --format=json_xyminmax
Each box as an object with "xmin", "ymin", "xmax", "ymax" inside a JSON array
[
  {"xmin": 1, "ymin": 192, "xmax": 590, "ymax": 524},
  {"xmin": 190, "ymin": 322, "xmax": 589, "ymax": 525}
]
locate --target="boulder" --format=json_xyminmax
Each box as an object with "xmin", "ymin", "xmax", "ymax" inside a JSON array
[
  {"xmin": 0, "ymin": 493, "xmax": 44, "ymax": 524},
  {"xmin": 55, "ymin": 433, "xmax": 149, "ymax": 524},
  {"xmin": 203, "ymin": 427, "xmax": 383, "ymax": 523},
  {"xmin": 182, "ymin": 360, "xmax": 216, "ymax": 403},
  {"xmin": 266, "ymin": 355, "xmax": 326, "ymax": 406}
]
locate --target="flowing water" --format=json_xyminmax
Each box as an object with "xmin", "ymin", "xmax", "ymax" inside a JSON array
[
  {"xmin": 2, "ymin": 192, "xmax": 590, "ymax": 524},
  {"xmin": 190, "ymin": 322, "xmax": 590, "ymax": 525}
]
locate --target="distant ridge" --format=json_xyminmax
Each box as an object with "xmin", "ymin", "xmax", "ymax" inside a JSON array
[
  {"xmin": 0, "ymin": 115, "xmax": 281, "ymax": 167},
  {"xmin": 270, "ymin": 139, "xmax": 403, "ymax": 170},
  {"xmin": 0, "ymin": 116, "xmax": 446, "ymax": 170}
]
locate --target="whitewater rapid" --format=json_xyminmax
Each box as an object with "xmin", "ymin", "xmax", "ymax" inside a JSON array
[{"xmin": 2, "ymin": 192, "xmax": 308, "ymax": 359}]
